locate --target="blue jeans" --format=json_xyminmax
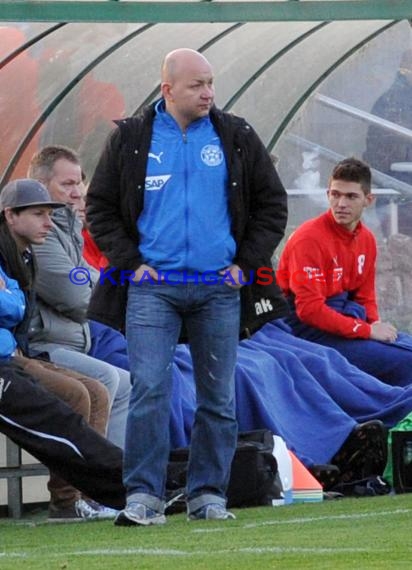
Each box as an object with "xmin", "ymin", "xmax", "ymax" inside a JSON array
[{"xmin": 124, "ymin": 282, "xmax": 240, "ymax": 514}]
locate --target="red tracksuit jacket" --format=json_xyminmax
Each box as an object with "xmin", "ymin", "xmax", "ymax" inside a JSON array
[{"xmin": 277, "ymin": 210, "xmax": 379, "ymax": 339}]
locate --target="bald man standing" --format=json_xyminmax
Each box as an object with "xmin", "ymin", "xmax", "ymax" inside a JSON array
[{"xmin": 87, "ymin": 48, "xmax": 287, "ymax": 525}]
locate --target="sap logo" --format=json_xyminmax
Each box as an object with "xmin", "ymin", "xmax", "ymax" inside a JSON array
[
  {"xmin": 145, "ymin": 175, "xmax": 171, "ymax": 191},
  {"xmin": 255, "ymin": 298, "xmax": 273, "ymax": 315}
]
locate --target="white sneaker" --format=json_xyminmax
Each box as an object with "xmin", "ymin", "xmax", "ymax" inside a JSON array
[
  {"xmin": 84, "ymin": 499, "xmax": 119, "ymax": 520},
  {"xmin": 188, "ymin": 503, "xmax": 236, "ymax": 521},
  {"xmin": 75, "ymin": 498, "xmax": 101, "ymax": 520},
  {"xmin": 115, "ymin": 502, "xmax": 166, "ymax": 526}
]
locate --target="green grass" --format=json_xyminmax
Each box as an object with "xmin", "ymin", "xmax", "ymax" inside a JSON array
[{"xmin": 1, "ymin": 494, "xmax": 411, "ymax": 569}]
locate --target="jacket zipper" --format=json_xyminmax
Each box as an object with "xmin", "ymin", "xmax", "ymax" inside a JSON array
[{"xmin": 183, "ymin": 130, "xmax": 189, "ymax": 271}]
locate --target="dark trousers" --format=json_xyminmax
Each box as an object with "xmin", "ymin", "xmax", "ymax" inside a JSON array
[
  {"xmin": 12, "ymin": 354, "xmax": 110, "ymax": 508},
  {"xmin": 0, "ymin": 362, "xmax": 126, "ymax": 509}
]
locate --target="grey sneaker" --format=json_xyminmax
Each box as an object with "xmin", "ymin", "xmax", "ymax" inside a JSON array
[
  {"xmin": 48, "ymin": 498, "xmax": 99, "ymax": 523},
  {"xmin": 114, "ymin": 502, "xmax": 166, "ymax": 526},
  {"xmin": 188, "ymin": 503, "xmax": 236, "ymax": 521},
  {"xmin": 85, "ymin": 499, "xmax": 118, "ymax": 520},
  {"xmin": 75, "ymin": 498, "xmax": 102, "ymax": 520}
]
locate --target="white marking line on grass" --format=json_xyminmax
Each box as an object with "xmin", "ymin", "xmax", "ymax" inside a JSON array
[
  {"xmin": 1, "ymin": 508, "xmax": 409, "ymax": 560},
  {"xmin": 72, "ymin": 546, "xmax": 369, "ymax": 556},
  {"xmin": 0, "ymin": 546, "xmax": 369, "ymax": 559},
  {"xmin": 244, "ymin": 507, "xmax": 412, "ymax": 528},
  {"xmin": 192, "ymin": 508, "xmax": 411, "ymax": 533}
]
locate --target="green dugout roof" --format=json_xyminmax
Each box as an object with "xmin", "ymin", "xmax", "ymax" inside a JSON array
[{"xmin": 0, "ymin": 2, "xmax": 411, "ymax": 188}]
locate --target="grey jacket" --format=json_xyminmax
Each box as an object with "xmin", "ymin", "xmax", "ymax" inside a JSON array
[{"xmin": 28, "ymin": 206, "xmax": 98, "ymax": 354}]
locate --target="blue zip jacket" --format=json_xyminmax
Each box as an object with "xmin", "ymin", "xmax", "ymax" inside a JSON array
[
  {"xmin": 0, "ymin": 265, "xmax": 26, "ymax": 360},
  {"xmin": 137, "ymin": 101, "xmax": 236, "ymax": 274},
  {"xmin": 87, "ymin": 102, "xmax": 290, "ymax": 335}
]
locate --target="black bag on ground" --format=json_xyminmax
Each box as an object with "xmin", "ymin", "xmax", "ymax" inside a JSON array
[
  {"xmin": 166, "ymin": 429, "xmax": 282, "ymax": 512},
  {"xmin": 330, "ymin": 475, "xmax": 391, "ymax": 497}
]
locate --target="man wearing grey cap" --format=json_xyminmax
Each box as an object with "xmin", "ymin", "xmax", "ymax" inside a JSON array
[
  {"xmin": 0, "ymin": 178, "xmax": 64, "ymax": 212},
  {"xmin": 0, "ymin": 178, "xmax": 116, "ymax": 521}
]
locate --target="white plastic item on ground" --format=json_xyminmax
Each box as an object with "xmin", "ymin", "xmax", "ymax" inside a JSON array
[{"xmin": 272, "ymin": 435, "xmax": 293, "ymax": 505}]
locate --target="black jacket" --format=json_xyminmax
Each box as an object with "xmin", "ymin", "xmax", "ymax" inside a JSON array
[{"xmin": 86, "ymin": 103, "xmax": 289, "ymax": 336}]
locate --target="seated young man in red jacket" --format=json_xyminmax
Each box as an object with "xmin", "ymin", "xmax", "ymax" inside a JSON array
[{"xmin": 277, "ymin": 157, "xmax": 412, "ymax": 388}]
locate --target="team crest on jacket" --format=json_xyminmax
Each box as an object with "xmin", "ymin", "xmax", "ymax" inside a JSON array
[{"xmin": 201, "ymin": 145, "xmax": 224, "ymax": 166}]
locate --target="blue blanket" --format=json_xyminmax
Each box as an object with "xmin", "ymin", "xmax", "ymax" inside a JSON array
[
  {"xmin": 89, "ymin": 311, "xmax": 412, "ymax": 467},
  {"xmin": 252, "ymin": 321, "xmax": 412, "ymax": 427},
  {"xmin": 284, "ymin": 292, "xmax": 412, "ymax": 387}
]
